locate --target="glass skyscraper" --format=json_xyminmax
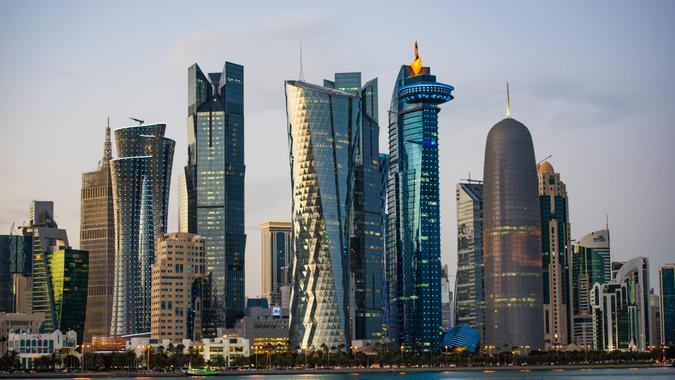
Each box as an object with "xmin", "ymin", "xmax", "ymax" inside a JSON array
[
  {"xmin": 659, "ymin": 264, "xmax": 675, "ymax": 345},
  {"xmin": 0, "ymin": 235, "xmax": 32, "ymax": 312},
  {"xmin": 537, "ymin": 160, "xmax": 572, "ymax": 347},
  {"xmin": 82, "ymin": 121, "xmax": 115, "ymax": 342},
  {"xmin": 483, "ymin": 107, "xmax": 544, "ymax": 351},
  {"xmin": 571, "ymin": 228, "xmax": 610, "ymax": 347},
  {"xmin": 185, "ymin": 62, "xmax": 246, "ymax": 333},
  {"xmin": 110, "ymin": 123, "xmax": 174, "ymax": 336},
  {"xmin": 259, "ymin": 221, "xmax": 292, "ymax": 308},
  {"xmin": 386, "ymin": 43, "xmax": 454, "ymax": 352},
  {"xmin": 325, "ymin": 73, "xmax": 384, "ymax": 341},
  {"xmin": 454, "ymin": 180, "xmax": 484, "ymax": 339},
  {"xmin": 286, "ymin": 80, "xmax": 359, "ymax": 350}
]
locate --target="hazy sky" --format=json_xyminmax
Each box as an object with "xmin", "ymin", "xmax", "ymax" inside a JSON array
[{"xmin": 1, "ymin": 0, "xmax": 674, "ymax": 297}]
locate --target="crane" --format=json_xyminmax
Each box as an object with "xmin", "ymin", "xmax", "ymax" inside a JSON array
[{"xmin": 129, "ymin": 117, "xmax": 144, "ymax": 125}]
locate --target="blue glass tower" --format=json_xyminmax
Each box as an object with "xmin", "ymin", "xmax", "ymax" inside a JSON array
[
  {"xmin": 386, "ymin": 43, "xmax": 454, "ymax": 352},
  {"xmin": 186, "ymin": 62, "xmax": 246, "ymax": 334},
  {"xmin": 286, "ymin": 80, "xmax": 359, "ymax": 350}
]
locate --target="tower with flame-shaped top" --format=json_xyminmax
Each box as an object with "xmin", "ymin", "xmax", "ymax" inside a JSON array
[{"xmin": 386, "ymin": 42, "xmax": 454, "ymax": 352}]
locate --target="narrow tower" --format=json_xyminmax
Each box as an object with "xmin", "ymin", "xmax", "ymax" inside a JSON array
[{"xmin": 483, "ymin": 86, "xmax": 544, "ymax": 350}]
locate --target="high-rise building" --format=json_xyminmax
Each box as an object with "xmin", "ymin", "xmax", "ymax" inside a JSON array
[
  {"xmin": 649, "ymin": 291, "xmax": 662, "ymax": 346},
  {"xmin": 177, "ymin": 172, "xmax": 189, "ymax": 233},
  {"xmin": 285, "ymin": 79, "xmax": 359, "ymax": 351},
  {"xmin": 0, "ymin": 235, "xmax": 31, "ymax": 312},
  {"xmin": 32, "ymin": 246, "xmax": 89, "ymax": 343},
  {"xmin": 483, "ymin": 87, "xmax": 544, "ymax": 351},
  {"xmin": 613, "ymin": 257, "xmax": 651, "ymax": 351},
  {"xmin": 151, "ymin": 232, "xmax": 205, "ymax": 341},
  {"xmin": 658, "ymin": 264, "xmax": 675, "ymax": 345},
  {"xmin": 110, "ymin": 123, "xmax": 175, "ymax": 336},
  {"xmin": 537, "ymin": 160, "xmax": 572, "ymax": 347},
  {"xmin": 259, "ymin": 221, "xmax": 292, "ymax": 308},
  {"xmin": 325, "ymin": 73, "xmax": 384, "ymax": 341},
  {"xmin": 454, "ymin": 180, "xmax": 484, "ymax": 338},
  {"xmin": 81, "ymin": 120, "xmax": 115, "ymax": 343},
  {"xmin": 571, "ymin": 229, "xmax": 610, "ymax": 347},
  {"xmin": 386, "ymin": 43, "xmax": 454, "ymax": 352},
  {"xmin": 22, "ymin": 201, "xmax": 69, "ymax": 332},
  {"xmin": 185, "ymin": 62, "xmax": 246, "ymax": 333},
  {"xmin": 440, "ymin": 265, "xmax": 453, "ymax": 331}
]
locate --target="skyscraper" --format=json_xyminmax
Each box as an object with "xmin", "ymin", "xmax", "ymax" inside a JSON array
[
  {"xmin": 325, "ymin": 72, "xmax": 384, "ymax": 341},
  {"xmin": 0, "ymin": 234, "xmax": 32, "ymax": 312},
  {"xmin": 286, "ymin": 79, "xmax": 359, "ymax": 351},
  {"xmin": 658, "ymin": 264, "xmax": 675, "ymax": 345},
  {"xmin": 483, "ymin": 86, "xmax": 544, "ymax": 351},
  {"xmin": 259, "ymin": 221, "xmax": 292, "ymax": 308},
  {"xmin": 151, "ymin": 232, "xmax": 205, "ymax": 341},
  {"xmin": 454, "ymin": 180, "xmax": 484, "ymax": 338},
  {"xmin": 110, "ymin": 123, "xmax": 174, "ymax": 336},
  {"xmin": 613, "ymin": 257, "xmax": 651, "ymax": 351},
  {"xmin": 537, "ymin": 160, "xmax": 572, "ymax": 347},
  {"xmin": 185, "ymin": 62, "xmax": 246, "ymax": 333},
  {"xmin": 82, "ymin": 120, "xmax": 115, "ymax": 343},
  {"xmin": 649, "ymin": 291, "xmax": 662, "ymax": 346},
  {"xmin": 440, "ymin": 265, "xmax": 453, "ymax": 331},
  {"xmin": 571, "ymin": 228, "xmax": 610, "ymax": 347},
  {"xmin": 386, "ymin": 43, "xmax": 454, "ymax": 352}
]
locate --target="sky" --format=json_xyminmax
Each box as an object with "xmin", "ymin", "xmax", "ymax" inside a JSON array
[{"xmin": 1, "ymin": 0, "xmax": 674, "ymax": 297}]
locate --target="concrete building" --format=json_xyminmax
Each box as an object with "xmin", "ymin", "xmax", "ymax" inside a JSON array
[
  {"xmin": 81, "ymin": 120, "xmax": 116, "ymax": 343},
  {"xmin": 7, "ymin": 329, "xmax": 77, "ymax": 369},
  {"xmin": 649, "ymin": 292, "xmax": 662, "ymax": 346},
  {"xmin": 234, "ymin": 298, "xmax": 289, "ymax": 355},
  {"xmin": 537, "ymin": 159, "xmax": 572, "ymax": 348},
  {"xmin": 259, "ymin": 222, "xmax": 292, "ymax": 308},
  {"xmin": 483, "ymin": 86, "xmax": 544, "ymax": 351},
  {"xmin": 151, "ymin": 232, "xmax": 205, "ymax": 341},
  {"xmin": 0, "ymin": 312, "xmax": 44, "ymax": 356}
]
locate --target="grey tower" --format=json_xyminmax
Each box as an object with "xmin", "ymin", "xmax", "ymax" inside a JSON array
[{"xmin": 483, "ymin": 87, "xmax": 544, "ymax": 351}]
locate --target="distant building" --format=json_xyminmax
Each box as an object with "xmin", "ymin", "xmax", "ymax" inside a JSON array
[
  {"xmin": 151, "ymin": 232, "xmax": 205, "ymax": 341},
  {"xmin": 0, "ymin": 312, "xmax": 44, "ymax": 356},
  {"xmin": 234, "ymin": 298, "xmax": 289, "ymax": 355},
  {"xmin": 286, "ymin": 79, "xmax": 359, "ymax": 351},
  {"xmin": 440, "ymin": 265, "xmax": 453, "ymax": 331},
  {"xmin": 259, "ymin": 221, "xmax": 292, "ymax": 308},
  {"xmin": 81, "ymin": 120, "xmax": 115, "ymax": 343},
  {"xmin": 454, "ymin": 180, "xmax": 484, "ymax": 338},
  {"xmin": 659, "ymin": 264, "xmax": 675, "ymax": 345},
  {"xmin": 571, "ymin": 228, "xmax": 610, "ymax": 348},
  {"xmin": 649, "ymin": 292, "xmax": 662, "ymax": 346},
  {"xmin": 386, "ymin": 42, "xmax": 454, "ymax": 352},
  {"xmin": 483, "ymin": 90, "xmax": 544, "ymax": 351},
  {"xmin": 0, "ymin": 235, "xmax": 32, "ymax": 312},
  {"xmin": 110, "ymin": 123, "xmax": 175, "ymax": 336},
  {"xmin": 8, "ymin": 329, "xmax": 77, "ymax": 369},
  {"xmin": 185, "ymin": 62, "xmax": 247, "ymax": 333},
  {"xmin": 537, "ymin": 160, "xmax": 572, "ymax": 347}
]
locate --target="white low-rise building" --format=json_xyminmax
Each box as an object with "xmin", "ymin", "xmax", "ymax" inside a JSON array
[
  {"xmin": 7, "ymin": 329, "xmax": 77, "ymax": 369},
  {"xmin": 197, "ymin": 336, "xmax": 249, "ymax": 366}
]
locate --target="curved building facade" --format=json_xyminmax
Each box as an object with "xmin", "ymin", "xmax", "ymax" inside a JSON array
[
  {"xmin": 286, "ymin": 80, "xmax": 359, "ymax": 350},
  {"xmin": 110, "ymin": 124, "xmax": 174, "ymax": 336},
  {"xmin": 483, "ymin": 117, "xmax": 544, "ymax": 350}
]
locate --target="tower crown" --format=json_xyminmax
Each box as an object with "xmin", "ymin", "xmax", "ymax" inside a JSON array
[{"xmin": 411, "ymin": 41, "xmax": 423, "ymax": 76}]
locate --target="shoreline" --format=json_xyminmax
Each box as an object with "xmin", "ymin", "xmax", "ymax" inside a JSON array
[{"xmin": 1, "ymin": 363, "xmax": 668, "ymax": 378}]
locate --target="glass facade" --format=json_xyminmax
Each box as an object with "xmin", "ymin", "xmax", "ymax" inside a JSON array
[
  {"xmin": 454, "ymin": 181, "xmax": 484, "ymax": 339},
  {"xmin": 483, "ymin": 117, "xmax": 544, "ymax": 350},
  {"xmin": 537, "ymin": 162, "xmax": 572, "ymax": 346},
  {"xmin": 659, "ymin": 264, "xmax": 675, "ymax": 345},
  {"xmin": 110, "ymin": 123, "xmax": 174, "ymax": 336},
  {"xmin": 386, "ymin": 54, "xmax": 454, "ymax": 352},
  {"xmin": 259, "ymin": 221, "xmax": 292, "ymax": 307},
  {"xmin": 0, "ymin": 235, "xmax": 32, "ymax": 312},
  {"xmin": 612, "ymin": 257, "xmax": 650, "ymax": 351},
  {"xmin": 286, "ymin": 80, "xmax": 359, "ymax": 350},
  {"xmin": 186, "ymin": 62, "xmax": 246, "ymax": 334},
  {"xmin": 82, "ymin": 123, "xmax": 115, "ymax": 342}
]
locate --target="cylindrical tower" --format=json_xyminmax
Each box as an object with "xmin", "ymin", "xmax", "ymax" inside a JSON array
[{"xmin": 483, "ymin": 116, "xmax": 544, "ymax": 351}]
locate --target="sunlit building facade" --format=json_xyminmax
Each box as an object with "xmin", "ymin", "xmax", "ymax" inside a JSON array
[
  {"xmin": 286, "ymin": 80, "xmax": 359, "ymax": 350},
  {"xmin": 386, "ymin": 43, "xmax": 454, "ymax": 352},
  {"xmin": 185, "ymin": 62, "xmax": 246, "ymax": 334},
  {"xmin": 454, "ymin": 180, "xmax": 484, "ymax": 338},
  {"xmin": 483, "ymin": 108, "xmax": 544, "ymax": 350},
  {"xmin": 110, "ymin": 123, "xmax": 174, "ymax": 336},
  {"xmin": 81, "ymin": 121, "xmax": 115, "ymax": 343},
  {"xmin": 537, "ymin": 160, "xmax": 572, "ymax": 347}
]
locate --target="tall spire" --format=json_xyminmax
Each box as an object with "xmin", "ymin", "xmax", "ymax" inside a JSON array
[
  {"xmin": 103, "ymin": 117, "xmax": 112, "ymax": 163},
  {"xmin": 299, "ymin": 40, "xmax": 305, "ymax": 82},
  {"xmin": 506, "ymin": 82, "xmax": 512, "ymax": 118}
]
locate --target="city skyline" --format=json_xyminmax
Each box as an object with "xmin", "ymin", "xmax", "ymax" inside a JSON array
[{"xmin": 1, "ymin": 0, "xmax": 674, "ymax": 298}]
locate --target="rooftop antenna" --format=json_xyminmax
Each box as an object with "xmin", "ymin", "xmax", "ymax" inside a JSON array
[
  {"xmin": 506, "ymin": 82, "xmax": 512, "ymax": 118},
  {"xmin": 299, "ymin": 40, "xmax": 305, "ymax": 82},
  {"xmin": 468, "ymin": 171, "xmax": 471, "ymax": 181},
  {"xmin": 129, "ymin": 117, "xmax": 144, "ymax": 125},
  {"xmin": 103, "ymin": 117, "xmax": 112, "ymax": 162}
]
